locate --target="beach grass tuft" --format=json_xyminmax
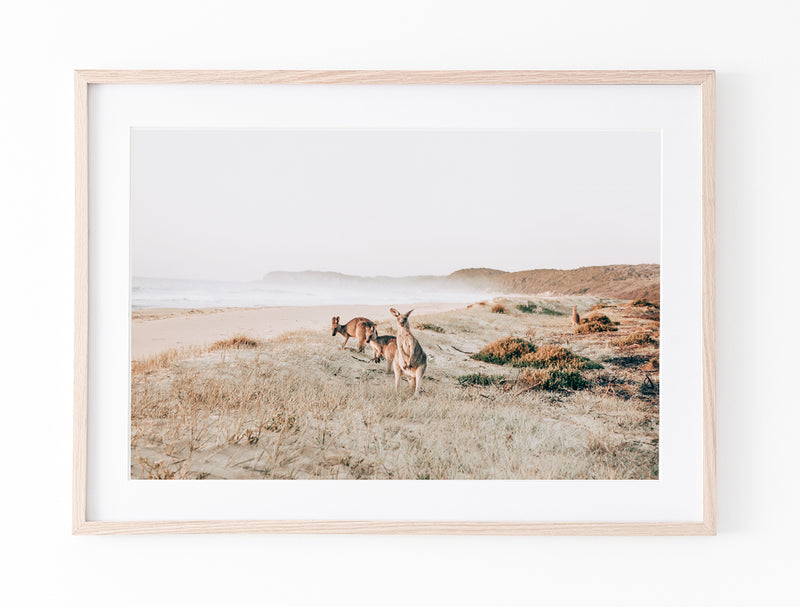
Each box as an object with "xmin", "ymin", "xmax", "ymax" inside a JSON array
[
  {"xmin": 209, "ymin": 335, "xmax": 262, "ymax": 350},
  {"xmin": 613, "ymin": 332, "xmax": 657, "ymax": 347}
]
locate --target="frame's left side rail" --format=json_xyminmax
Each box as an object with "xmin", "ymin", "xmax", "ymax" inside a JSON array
[{"xmin": 73, "ymin": 72, "xmax": 89, "ymax": 532}]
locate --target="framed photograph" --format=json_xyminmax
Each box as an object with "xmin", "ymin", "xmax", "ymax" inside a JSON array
[{"xmin": 74, "ymin": 70, "xmax": 715, "ymax": 535}]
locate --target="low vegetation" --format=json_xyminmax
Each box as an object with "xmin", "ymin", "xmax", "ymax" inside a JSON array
[
  {"xmin": 575, "ymin": 313, "xmax": 619, "ymax": 334},
  {"xmin": 514, "ymin": 345, "xmax": 602, "ymax": 370},
  {"xmin": 517, "ymin": 301, "xmax": 564, "ymax": 316},
  {"xmin": 208, "ymin": 335, "xmax": 262, "ymax": 350},
  {"xmin": 630, "ymin": 298, "xmax": 658, "ymax": 308},
  {"xmin": 471, "ymin": 337, "xmax": 536, "ymax": 365},
  {"xmin": 471, "ymin": 338, "xmax": 602, "ymax": 375},
  {"xmin": 518, "ymin": 368, "xmax": 588, "ymax": 391},
  {"xmin": 517, "ymin": 301, "xmax": 537, "ymax": 313},
  {"xmin": 626, "ymin": 308, "xmax": 660, "ymax": 321},
  {"xmin": 131, "ymin": 296, "xmax": 659, "ymax": 480},
  {"xmin": 458, "ymin": 373, "xmax": 506, "ymax": 386},
  {"xmin": 491, "ymin": 303, "xmax": 506, "ymax": 314},
  {"xmin": 613, "ymin": 332, "xmax": 657, "ymax": 347},
  {"xmin": 450, "ymin": 264, "xmax": 660, "ymax": 302},
  {"xmin": 132, "ymin": 335, "xmax": 263, "ymax": 375},
  {"xmin": 416, "ymin": 322, "xmax": 445, "ymax": 333}
]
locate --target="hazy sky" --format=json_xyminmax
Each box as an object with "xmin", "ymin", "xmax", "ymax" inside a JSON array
[{"xmin": 131, "ymin": 129, "xmax": 660, "ymax": 281}]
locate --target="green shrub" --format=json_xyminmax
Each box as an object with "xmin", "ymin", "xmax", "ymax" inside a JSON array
[
  {"xmin": 575, "ymin": 313, "xmax": 618, "ymax": 334},
  {"xmin": 518, "ymin": 368, "xmax": 588, "ymax": 391},
  {"xmin": 471, "ymin": 337, "xmax": 536, "ymax": 365},
  {"xmin": 517, "ymin": 301, "xmax": 563, "ymax": 316},
  {"xmin": 539, "ymin": 306, "xmax": 565, "ymax": 316},
  {"xmin": 458, "ymin": 373, "xmax": 506, "ymax": 386},
  {"xmin": 513, "ymin": 345, "xmax": 601, "ymax": 370}
]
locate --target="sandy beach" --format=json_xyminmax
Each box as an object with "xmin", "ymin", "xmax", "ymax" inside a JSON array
[{"xmin": 132, "ymin": 302, "xmax": 465, "ymax": 359}]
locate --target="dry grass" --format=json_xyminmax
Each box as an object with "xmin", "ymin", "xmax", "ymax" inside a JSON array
[
  {"xmin": 613, "ymin": 332, "xmax": 658, "ymax": 347},
  {"xmin": 625, "ymin": 306, "xmax": 660, "ymax": 321},
  {"xmin": 131, "ymin": 296, "xmax": 658, "ymax": 480},
  {"xmin": 416, "ymin": 322, "xmax": 445, "ymax": 333},
  {"xmin": 131, "ymin": 345, "xmax": 205, "ymax": 375},
  {"xmin": 491, "ymin": 303, "xmax": 506, "ymax": 314},
  {"xmin": 643, "ymin": 356, "xmax": 659, "ymax": 372},
  {"xmin": 131, "ymin": 335, "xmax": 262, "ymax": 375},
  {"xmin": 208, "ymin": 335, "xmax": 262, "ymax": 350}
]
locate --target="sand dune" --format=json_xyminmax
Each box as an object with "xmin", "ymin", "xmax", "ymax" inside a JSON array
[
  {"xmin": 131, "ymin": 295, "xmax": 660, "ymax": 480},
  {"xmin": 132, "ymin": 302, "xmax": 464, "ymax": 359}
]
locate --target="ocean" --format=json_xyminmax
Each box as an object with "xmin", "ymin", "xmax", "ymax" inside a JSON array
[{"xmin": 132, "ymin": 276, "xmax": 494, "ymax": 309}]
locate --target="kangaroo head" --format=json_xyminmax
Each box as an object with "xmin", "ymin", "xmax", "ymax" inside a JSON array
[
  {"xmin": 331, "ymin": 316, "xmax": 340, "ymax": 336},
  {"xmin": 365, "ymin": 325, "xmax": 378, "ymax": 342},
  {"xmin": 390, "ymin": 308, "xmax": 414, "ymax": 329}
]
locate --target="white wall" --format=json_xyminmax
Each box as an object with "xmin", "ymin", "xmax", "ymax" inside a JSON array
[{"xmin": 1, "ymin": 1, "xmax": 798, "ymax": 605}]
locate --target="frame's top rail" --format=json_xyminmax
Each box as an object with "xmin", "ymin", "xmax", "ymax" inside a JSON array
[{"xmin": 75, "ymin": 69, "xmax": 715, "ymax": 86}]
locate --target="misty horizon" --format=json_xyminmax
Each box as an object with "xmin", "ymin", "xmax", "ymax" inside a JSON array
[{"xmin": 133, "ymin": 260, "xmax": 659, "ymax": 283}]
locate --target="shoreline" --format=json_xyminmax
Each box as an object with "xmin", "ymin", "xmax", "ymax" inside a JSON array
[{"xmin": 132, "ymin": 301, "xmax": 469, "ymax": 359}]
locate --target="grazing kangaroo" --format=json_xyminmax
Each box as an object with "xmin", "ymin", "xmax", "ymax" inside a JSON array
[
  {"xmin": 389, "ymin": 308, "xmax": 427, "ymax": 396},
  {"xmin": 331, "ymin": 316, "xmax": 376, "ymax": 352},
  {"xmin": 572, "ymin": 306, "xmax": 580, "ymax": 326},
  {"xmin": 366, "ymin": 332, "xmax": 398, "ymax": 373}
]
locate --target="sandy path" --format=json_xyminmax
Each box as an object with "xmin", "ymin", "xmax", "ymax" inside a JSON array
[{"xmin": 132, "ymin": 302, "xmax": 465, "ymax": 359}]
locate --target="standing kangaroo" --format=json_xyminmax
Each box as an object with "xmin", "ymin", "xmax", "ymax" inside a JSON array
[
  {"xmin": 389, "ymin": 308, "xmax": 427, "ymax": 396},
  {"xmin": 572, "ymin": 306, "xmax": 580, "ymax": 326},
  {"xmin": 366, "ymin": 332, "xmax": 398, "ymax": 373},
  {"xmin": 331, "ymin": 316, "xmax": 376, "ymax": 352}
]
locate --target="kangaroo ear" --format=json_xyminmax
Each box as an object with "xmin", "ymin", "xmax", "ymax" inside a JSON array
[
  {"xmin": 390, "ymin": 308, "xmax": 400, "ymax": 317},
  {"xmin": 405, "ymin": 309, "xmax": 414, "ymax": 317}
]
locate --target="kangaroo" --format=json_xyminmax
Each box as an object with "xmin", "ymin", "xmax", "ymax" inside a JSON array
[
  {"xmin": 572, "ymin": 306, "xmax": 580, "ymax": 326},
  {"xmin": 331, "ymin": 316, "xmax": 376, "ymax": 352},
  {"xmin": 389, "ymin": 308, "xmax": 427, "ymax": 396},
  {"xmin": 366, "ymin": 332, "xmax": 398, "ymax": 373}
]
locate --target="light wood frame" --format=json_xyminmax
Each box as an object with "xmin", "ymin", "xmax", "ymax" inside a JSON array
[{"xmin": 74, "ymin": 70, "xmax": 716, "ymax": 535}]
